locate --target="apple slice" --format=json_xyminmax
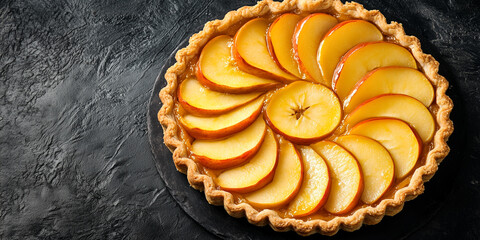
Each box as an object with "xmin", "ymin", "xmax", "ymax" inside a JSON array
[
  {"xmin": 267, "ymin": 13, "xmax": 303, "ymax": 78},
  {"xmin": 293, "ymin": 13, "xmax": 338, "ymax": 83},
  {"xmin": 265, "ymin": 81, "xmax": 341, "ymax": 144},
  {"xmin": 233, "ymin": 18, "xmax": 296, "ymax": 82},
  {"xmin": 287, "ymin": 146, "xmax": 330, "ymax": 217},
  {"xmin": 178, "ymin": 96, "xmax": 265, "ymax": 139},
  {"xmin": 343, "ymin": 67, "xmax": 435, "ymax": 113},
  {"xmin": 197, "ymin": 35, "xmax": 279, "ymax": 93},
  {"xmin": 245, "ymin": 138, "xmax": 303, "ymax": 209},
  {"xmin": 335, "ymin": 135, "xmax": 394, "ymax": 204},
  {"xmin": 178, "ymin": 78, "xmax": 262, "ymax": 115},
  {"xmin": 191, "ymin": 117, "xmax": 266, "ymax": 169},
  {"xmin": 318, "ymin": 20, "xmax": 383, "ymax": 86},
  {"xmin": 216, "ymin": 128, "xmax": 278, "ymax": 193},
  {"xmin": 333, "ymin": 41, "xmax": 417, "ymax": 100},
  {"xmin": 310, "ymin": 141, "xmax": 363, "ymax": 214},
  {"xmin": 349, "ymin": 118, "xmax": 422, "ymax": 179},
  {"xmin": 344, "ymin": 94, "xmax": 435, "ymax": 142}
]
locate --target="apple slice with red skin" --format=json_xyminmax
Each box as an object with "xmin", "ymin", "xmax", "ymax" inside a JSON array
[
  {"xmin": 293, "ymin": 13, "xmax": 338, "ymax": 83},
  {"xmin": 267, "ymin": 13, "xmax": 303, "ymax": 79},
  {"xmin": 215, "ymin": 128, "xmax": 278, "ymax": 193},
  {"xmin": 344, "ymin": 94, "xmax": 435, "ymax": 143},
  {"xmin": 287, "ymin": 146, "xmax": 330, "ymax": 217},
  {"xmin": 178, "ymin": 78, "xmax": 262, "ymax": 116},
  {"xmin": 191, "ymin": 116, "xmax": 267, "ymax": 169},
  {"xmin": 265, "ymin": 81, "xmax": 342, "ymax": 145},
  {"xmin": 343, "ymin": 67, "xmax": 435, "ymax": 113},
  {"xmin": 335, "ymin": 135, "xmax": 395, "ymax": 204},
  {"xmin": 245, "ymin": 137, "xmax": 303, "ymax": 209},
  {"xmin": 318, "ymin": 20, "xmax": 383, "ymax": 86},
  {"xmin": 233, "ymin": 18, "xmax": 296, "ymax": 82},
  {"xmin": 197, "ymin": 35, "xmax": 279, "ymax": 94},
  {"xmin": 178, "ymin": 96, "xmax": 265, "ymax": 139},
  {"xmin": 310, "ymin": 141, "xmax": 363, "ymax": 215},
  {"xmin": 332, "ymin": 41, "xmax": 417, "ymax": 100},
  {"xmin": 348, "ymin": 118, "xmax": 422, "ymax": 179}
]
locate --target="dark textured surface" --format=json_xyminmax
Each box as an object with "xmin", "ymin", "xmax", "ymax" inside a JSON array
[{"xmin": 1, "ymin": 0, "xmax": 479, "ymax": 239}]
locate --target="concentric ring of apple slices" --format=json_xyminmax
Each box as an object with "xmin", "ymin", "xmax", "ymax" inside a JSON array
[{"xmin": 170, "ymin": 11, "xmax": 443, "ymax": 223}]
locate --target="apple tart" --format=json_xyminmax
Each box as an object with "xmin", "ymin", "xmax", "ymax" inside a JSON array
[{"xmin": 157, "ymin": 0, "xmax": 453, "ymax": 235}]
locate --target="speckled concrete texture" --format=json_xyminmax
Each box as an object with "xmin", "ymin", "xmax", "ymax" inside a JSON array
[{"xmin": 1, "ymin": 0, "xmax": 479, "ymax": 239}]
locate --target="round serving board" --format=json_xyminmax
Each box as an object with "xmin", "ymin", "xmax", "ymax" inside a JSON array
[{"xmin": 148, "ymin": 34, "xmax": 466, "ymax": 239}]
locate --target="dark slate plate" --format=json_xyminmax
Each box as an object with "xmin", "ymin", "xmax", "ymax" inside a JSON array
[{"xmin": 147, "ymin": 1, "xmax": 474, "ymax": 238}]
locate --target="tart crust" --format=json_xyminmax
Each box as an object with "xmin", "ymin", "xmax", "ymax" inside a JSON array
[{"xmin": 157, "ymin": 0, "xmax": 454, "ymax": 236}]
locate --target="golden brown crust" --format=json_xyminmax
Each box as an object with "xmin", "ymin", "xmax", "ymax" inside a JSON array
[{"xmin": 157, "ymin": 0, "xmax": 454, "ymax": 236}]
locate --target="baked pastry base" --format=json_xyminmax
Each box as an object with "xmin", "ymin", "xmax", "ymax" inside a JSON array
[{"xmin": 157, "ymin": 0, "xmax": 453, "ymax": 235}]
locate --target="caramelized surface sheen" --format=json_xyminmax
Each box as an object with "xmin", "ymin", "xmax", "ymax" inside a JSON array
[
  {"xmin": 333, "ymin": 42, "xmax": 417, "ymax": 100},
  {"xmin": 336, "ymin": 135, "xmax": 394, "ymax": 204},
  {"xmin": 198, "ymin": 35, "xmax": 278, "ymax": 93},
  {"xmin": 245, "ymin": 138, "xmax": 303, "ymax": 208},
  {"xmin": 287, "ymin": 146, "xmax": 330, "ymax": 217},
  {"xmin": 293, "ymin": 13, "xmax": 338, "ymax": 83},
  {"xmin": 216, "ymin": 129, "xmax": 278, "ymax": 193},
  {"xmin": 268, "ymin": 14, "xmax": 303, "ymax": 78},
  {"xmin": 349, "ymin": 118, "xmax": 422, "ymax": 179},
  {"xmin": 311, "ymin": 141, "xmax": 363, "ymax": 214},
  {"xmin": 235, "ymin": 18, "xmax": 296, "ymax": 81},
  {"xmin": 318, "ymin": 20, "xmax": 383, "ymax": 86}
]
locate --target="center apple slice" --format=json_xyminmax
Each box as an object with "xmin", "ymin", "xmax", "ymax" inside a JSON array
[
  {"xmin": 178, "ymin": 95, "xmax": 265, "ymax": 139},
  {"xmin": 310, "ymin": 141, "xmax": 363, "ymax": 215},
  {"xmin": 332, "ymin": 41, "xmax": 417, "ymax": 101},
  {"xmin": 287, "ymin": 146, "xmax": 330, "ymax": 217},
  {"xmin": 335, "ymin": 135, "xmax": 395, "ymax": 204},
  {"xmin": 245, "ymin": 138, "xmax": 303, "ymax": 209},
  {"xmin": 233, "ymin": 18, "xmax": 296, "ymax": 82},
  {"xmin": 191, "ymin": 116, "xmax": 266, "ymax": 169},
  {"xmin": 265, "ymin": 81, "xmax": 341, "ymax": 145},
  {"xmin": 215, "ymin": 128, "xmax": 278, "ymax": 193},
  {"xmin": 197, "ymin": 35, "xmax": 279, "ymax": 93}
]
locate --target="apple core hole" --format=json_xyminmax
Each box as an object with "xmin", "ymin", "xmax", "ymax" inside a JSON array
[{"xmin": 292, "ymin": 106, "xmax": 310, "ymax": 120}]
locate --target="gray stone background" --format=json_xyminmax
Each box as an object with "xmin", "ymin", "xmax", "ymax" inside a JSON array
[{"xmin": 1, "ymin": 0, "xmax": 479, "ymax": 239}]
